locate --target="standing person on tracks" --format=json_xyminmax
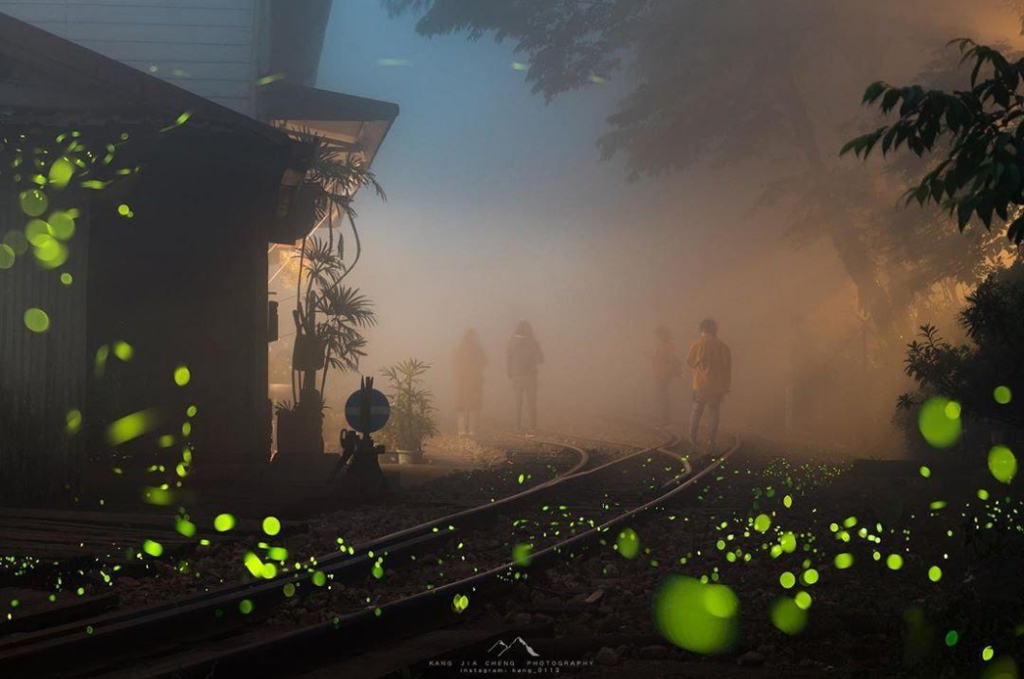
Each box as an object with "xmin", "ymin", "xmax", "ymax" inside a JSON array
[
  {"xmin": 686, "ymin": 318, "xmax": 732, "ymax": 453},
  {"xmin": 452, "ymin": 328, "xmax": 487, "ymax": 436},
  {"xmin": 651, "ymin": 326, "xmax": 682, "ymax": 426},
  {"xmin": 507, "ymin": 320, "xmax": 544, "ymax": 434}
]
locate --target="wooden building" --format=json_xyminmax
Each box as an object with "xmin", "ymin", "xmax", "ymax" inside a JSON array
[{"xmin": 0, "ymin": 5, "xmax": 398, "ymax": 504}]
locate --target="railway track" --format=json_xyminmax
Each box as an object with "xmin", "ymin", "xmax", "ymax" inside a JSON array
[{"xmin": 0, "ymin": 427, "xmax": 733, "ymax": 677}]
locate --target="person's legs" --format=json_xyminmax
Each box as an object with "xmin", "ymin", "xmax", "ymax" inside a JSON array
[
  {"xmin": 689, "ymin": 398, "xmax": 705, "ymax": 447},
  {"xmin": 513, "ymin": 380, "xmax": 525, "ymax": 430},
  {"xmin": 706, "ymin": 402, "xmax": 721, "ymax": 452},
  {"xmin": 525, "ymin": 379, "xmax": 538, "ymax": 430}
]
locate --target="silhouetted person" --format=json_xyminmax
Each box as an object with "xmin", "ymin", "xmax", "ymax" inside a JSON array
[
  {"xmin": 452, "ymin": 328, "xmax": 487, "ymax": 436},
  {"xmin": 651, "ymin": 326, "xmax": 681, "ymax": 425},
  {"xmin": 507, "ymin": 321, "xmax": 543, "ymax": 433},
  {"xmin": 687, "ymin": 318, "xmax": 732, "ymax": 452}
]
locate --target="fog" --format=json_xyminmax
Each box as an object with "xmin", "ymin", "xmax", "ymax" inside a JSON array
[{"xmin": 270, "ymin": 1, "xmax": 1024, "ymax": 455}]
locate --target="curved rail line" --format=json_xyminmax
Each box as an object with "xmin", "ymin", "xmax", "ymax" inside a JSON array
[
  {"xmin": 123, "ymin": 432, "xmax": 738, "ymax": 678},
  {"xmin": 0, "ymin": 429, "xmax": 676, "ymax": 675}
]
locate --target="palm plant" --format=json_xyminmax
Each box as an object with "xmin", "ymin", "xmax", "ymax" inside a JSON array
[
  {"xmin": 274, "ymin": 129, "xmax": 384, "ymax": 456},
  {"xmin": 287, "ymin": 130, "xmax": 384, "ymax": 405},
  {"xmin": 377, "ymin": 359, "xmax": 439, "ymax": 455}
]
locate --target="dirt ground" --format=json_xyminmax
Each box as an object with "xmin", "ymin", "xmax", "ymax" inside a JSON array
[{"xmin": 5, "ymin": 427, "xmax": 1023, "ymax": 679}]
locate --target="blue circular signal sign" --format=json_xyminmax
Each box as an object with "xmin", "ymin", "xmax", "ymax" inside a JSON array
[{"xmin": 345, "ymin": 387, "xmax": 391, "ymax": 434}]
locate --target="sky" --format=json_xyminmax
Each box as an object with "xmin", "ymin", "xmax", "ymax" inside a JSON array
[
  {"xmin": 302, "ymin": 1, "xmax": 1024, "ymax": 440},
  {"xmin": 311, "ymin": 1, "xmax": 723, "ymax": 427}
]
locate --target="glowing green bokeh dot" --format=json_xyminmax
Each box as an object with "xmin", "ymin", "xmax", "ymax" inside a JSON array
[
  {"xmin": 834, "ymin": 553, "xmax": 854, "ymax": 569},
  {"xmin": 994, "ymin": 386, "xmax": 1013, "ymax": 405},
  {"xmin": 106, "ymin": 409, "xmax": 160, "ymax": 446},
  {"xmin": 919, "ymin": 466, "xmax": 931, "ymax": 478},
  {"xmin": 263, "ymin": 516, "xmax": 281, "ymax": 536},
  {"xmin": 243, "ymin": 551, "xmax": 263, "ymax": 577},
  {"xmin": 49, "ymin": 211, "xmax": 75, "ymax": 240},
  {"xmin": 983, "ymin": 646, "xmax": 994, "ymax": 662},
  {"xmin": 945, "ymin": 630, "xmax": 959, "ymax": 647},
  {"xmin": 175, "ymin": 519, "xmax": 196, "ymax": 537},
  {"xmin": 918, "ymin": 396, "xmax": 962, "ymax": 449},
  {"xmin": 653, "ymin": 576, "xmax": 739, "ymax": 655},
  {"xmin": 4, "ymin": 230, "xmax": 28, "ymax": 255},
  {"xmin": 60, "ymin": 272, "xmax": 73, "ymax": 286},
  {"xmin": 113, "ymin": 341, "xmax": 133, "ymax": 361},
  {"xmin": 239, "ymin": 599, "xmax": 254, "ymax": 615},
  {"xmin": 616, "ymin": 528, "xmax": 640, "ymax": 559},
  {"xmin": 886, "ymin": 554, "xmax": 904, "ymax": 571},
  {"xmin": 19, "ymin": 189, "xmax": 48, "ymax": 217},
  {"xmin": 23, "ymin": 308, "xmax": 50, "ymax": 333},
  {"xmin": 142, "ymin": 539, "xmax": 163, "ymax": 557},
  {"xmin": 780, "ymin": 532, "xmax": 797, "ymax": 553},
  {"xmin": 187, "ymin": 405, "xmax": 198, "ymax": 417},
  {"xmin": 312, "ymin": 571, "xmax": 327, "ymax": 587},
  {"xmin": 794, "ymin": 591, "xmax": 812, "ymax": 610},
  {"xmin": 0, "ymin": 244, "xmax": 14, "ymax": 270},
  {"xmin": 988, "ymin": 445, "xmax": 1017, "ymax": 484},
  {"xmin": 928, "ymin": 565, "xmax": 942, "ymax": 582},
  {"xmin": 779, "ymin": 571, "xmax": 796, "ymax": 589},
  {"xmin": 213, "ymin": 513, "xmax": 236, "ymax": 532},
  {"xmin": 25, "ymin": 219, "xmax": 52, "ymax": 246},
  {"xmin": 48, "ymin": 157, "xmax": 74, "ymax": 188},
  {"xmin": 452, "ymin": 593, "xmax": 469, "ymax": 613},
  {"xmin": 754, "ymin": 514, "xmax": 771, "ymax": 532},
  {"xmin": 802, "ymin": 568, "xmax": 819, "ymax": 585},
  {"xmin": 770, "ymin": 597, "xmax": 808, "ymax": 635},
  {"xmin": 173, "ymin": 365, "xmax": 191, "ymax": 386},
  {"xmin": 283, "ymin": 583, "xmax": 296, "ymax": 598},
  {"xmin": 65, "ymin": 409, "xmax": 82, "ymax": 434},
  {"xmin": 513, "ymin": 543, "xmax": 533, "ymax": 567}
]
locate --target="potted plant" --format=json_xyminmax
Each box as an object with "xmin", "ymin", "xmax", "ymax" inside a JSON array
[
  {"xmin": 275, "ymin": 131, "xmax": 383, "ymax": 457},
  {"xmin": 377, "ymin": 359, "xmax": 438, "ymax": 464}
]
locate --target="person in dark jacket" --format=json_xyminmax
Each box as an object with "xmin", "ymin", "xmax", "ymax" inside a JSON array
[
  {"xmin": 452, "ymin": 328, "xmax": 486, "ymax": 436},
  {"xmin": 507, "ymin": 320, "xmax": 543, "ymax": 432}
]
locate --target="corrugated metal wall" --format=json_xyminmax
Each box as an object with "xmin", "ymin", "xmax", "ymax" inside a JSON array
[
  {"xmin": 0, "ymin": 0, "xmax": 261, "ymax": 115},
  {"xmin": 0, "ymin": 180, "xmax": 88, "ymax": 503}
]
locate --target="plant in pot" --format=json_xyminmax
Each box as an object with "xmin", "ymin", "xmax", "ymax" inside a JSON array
[
  {"xmin": 276, "ymin": 131, "xmax": 383, "ymax": 457},
  {"xmin": 377, "ymin": 359, "xmax": 438, "ymax": 464}
]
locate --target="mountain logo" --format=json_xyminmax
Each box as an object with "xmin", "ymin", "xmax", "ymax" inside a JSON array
[{"xmin": 487, "ymin": 636, "xmax": 540, "ymax": 657}]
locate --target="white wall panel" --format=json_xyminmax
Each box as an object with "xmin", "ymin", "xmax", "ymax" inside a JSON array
[{"xmin": 0, "ymin": 0, "xmax": 260, "ymax": 115}]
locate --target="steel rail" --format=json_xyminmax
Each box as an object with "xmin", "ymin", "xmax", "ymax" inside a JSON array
[
  {"xmin": 122, "ymin": 433, "xmax": 737, "ymax": 678},
  {"xmin": 0, "ymin": 430, "xmax": 672, "ymax": 672}
]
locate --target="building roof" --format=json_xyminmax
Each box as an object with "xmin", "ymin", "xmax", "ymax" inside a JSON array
[
  {"xmin": 0, "ymin": 10, "xmax": 299, "ymax": 156},
  {"xmin": 258, "ymin": 80, "xmax": 399, "ymax": 167}
]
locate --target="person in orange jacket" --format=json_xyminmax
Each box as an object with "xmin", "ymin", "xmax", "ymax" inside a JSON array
[
  {"xmin": 651, "ymin": 326, "xmax": 682, "ymax": 425},
  {"xmin": 686, "ymin": 318, "xmax": 732, "ymax": 452}
]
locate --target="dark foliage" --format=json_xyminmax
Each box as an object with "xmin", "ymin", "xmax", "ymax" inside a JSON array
[
  {"xmin": 843, "ymin": 40, "xmax": 1024, "ymax": 243},
  {"xmin": 898, "ymin": 263, "xmax": 1024, "ymax": 430}
]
